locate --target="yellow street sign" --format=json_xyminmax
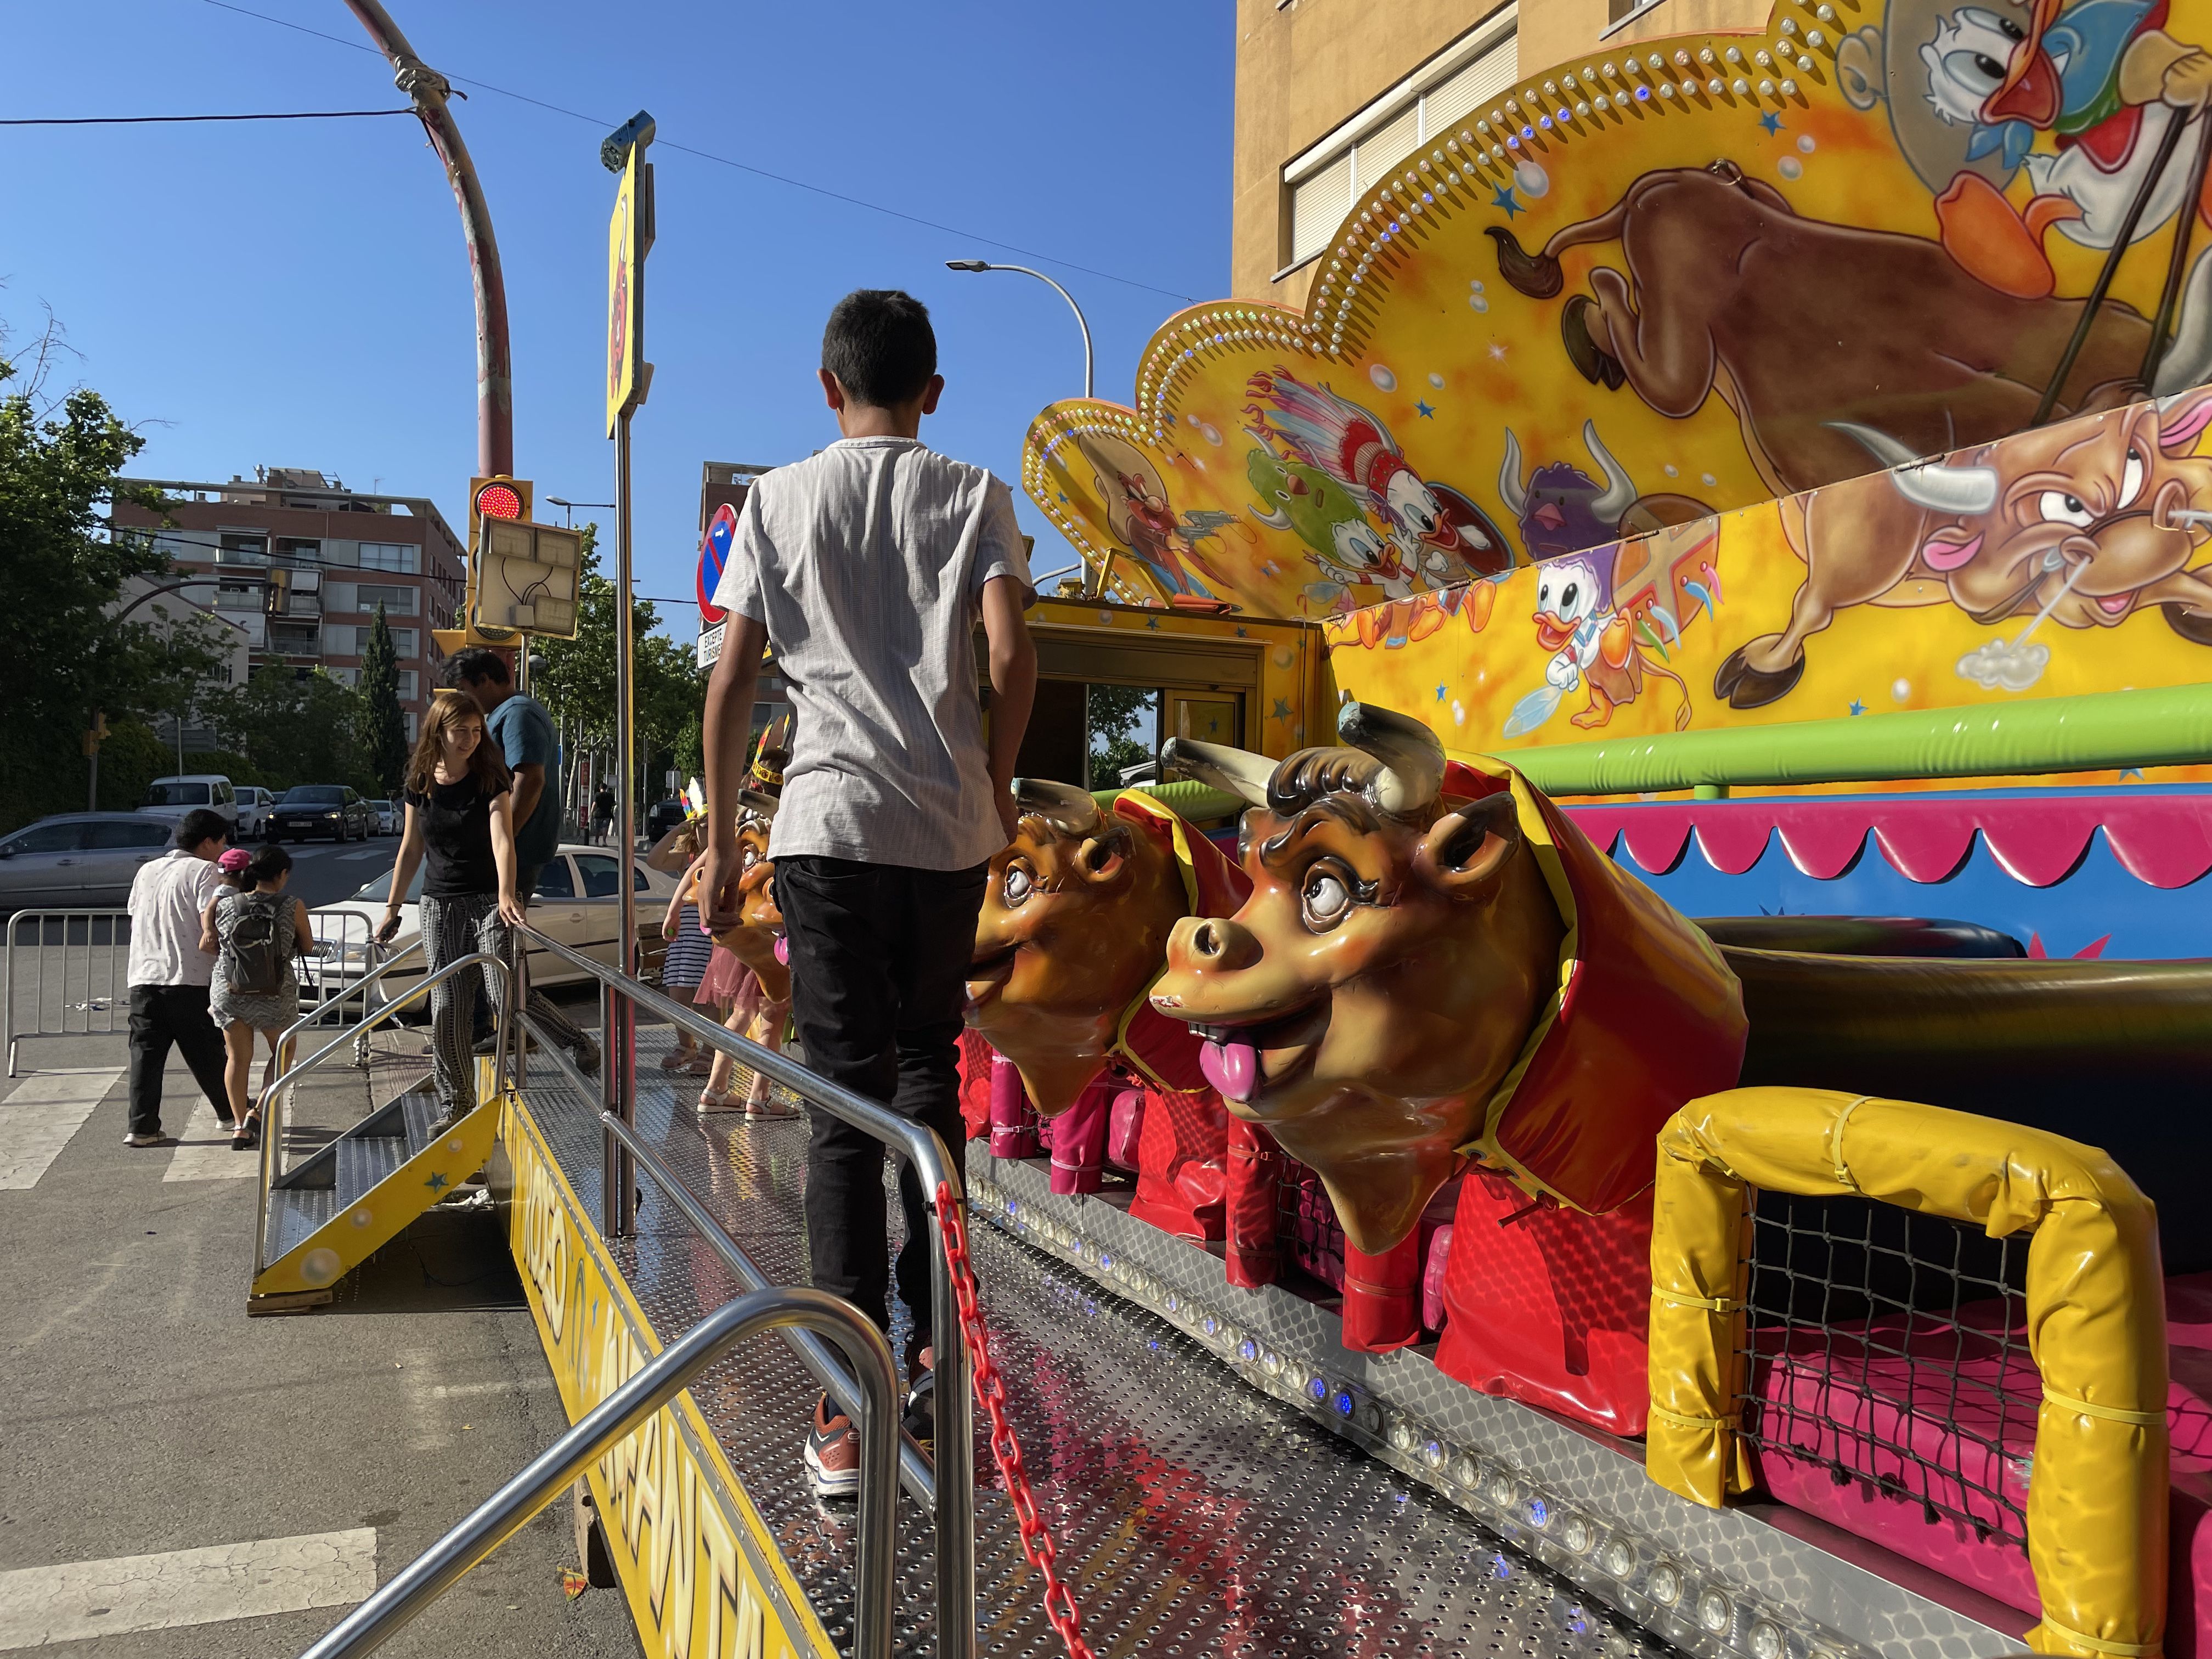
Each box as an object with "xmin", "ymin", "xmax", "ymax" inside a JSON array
[{"xmin": 605, "ymin": 145, "xmax": 647, "ymax": 437}]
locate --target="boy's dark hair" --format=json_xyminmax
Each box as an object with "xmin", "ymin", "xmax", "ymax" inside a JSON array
[
  {"xmin": 822, "ymin": 290, "xmax": 937, "ymax": 409},
  {"xmin": 444, "ymin": 648, "xmax": 511, "ymax": 689},
  {"xmin": 176, "ymin": 809, "xmax": 230, "ymax": 851}
]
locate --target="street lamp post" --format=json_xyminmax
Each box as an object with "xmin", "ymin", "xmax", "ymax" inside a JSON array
[{"xmin": 944, "ymin": 260, "xmax": 1093, "ymax": 400}]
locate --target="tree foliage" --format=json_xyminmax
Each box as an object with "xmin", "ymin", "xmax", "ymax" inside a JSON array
[
  {"xmin": 0, "ymin": 317, "xmax": 227, "ymax": 833},
  {"xmin": 205, "ymin": 665, "xmax": 372, "ymax": 793},
  {"xmin": 1086, "ymin": 683, "xmax": 1158, "ymax": 788},
  {"xmin": 357, "ymin": 603, "xmax": 409, "ymax": 795},
  {"xmin": 533, "ymin": 525, "xmax": 706, "ymax": 807}
]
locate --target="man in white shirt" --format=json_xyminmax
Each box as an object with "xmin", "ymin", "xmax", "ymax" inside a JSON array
[{"xmin": 124, "ymin": 808, "xmax": 235, "ymax": 1147}]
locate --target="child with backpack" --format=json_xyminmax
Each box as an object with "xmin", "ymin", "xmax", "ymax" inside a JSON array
[{"xmin": 200, "ymin": 842, "xmax": 315, "ymax": 1149}]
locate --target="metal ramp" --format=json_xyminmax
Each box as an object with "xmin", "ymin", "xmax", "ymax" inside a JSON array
[
  {"xmin": 252, "ymin": 1084, "xmax": 500, "ymax": 1308},
  {"xmin": 515, "ymin": 1023, "xmax": 1667, "ymax": 1659}
]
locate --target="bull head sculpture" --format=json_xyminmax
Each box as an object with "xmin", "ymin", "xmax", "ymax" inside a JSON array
[
  {"xmin": 709, "ymin": 791, "xmax": 789, "ymax": 1003},
  {"xmin": 1150, "ymin": 703, "xmax": 1566, "ymax": 1255},
  {"xmin": 967, "ymin": 778, "xmax": 1190, "ymax": 1116}
]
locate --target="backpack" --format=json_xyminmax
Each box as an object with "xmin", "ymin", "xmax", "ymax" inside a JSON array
[{"xmin": 225, "ymin": 891, "xmax": 289, "ymax": 997}]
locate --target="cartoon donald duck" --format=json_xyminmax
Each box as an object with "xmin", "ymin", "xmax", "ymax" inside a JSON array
[{"xmin": 1533, "ymin": 550, "xmax": 1691, "ymax": 731}]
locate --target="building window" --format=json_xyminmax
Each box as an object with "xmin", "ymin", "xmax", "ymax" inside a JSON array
[
  {"xmin": 405, "ymin": 711, "xmax": 419, "ymax": 742},
  {"xmin": 358, "ymin": 541, "xmax": 420, "ymax": 574},
  {"xmin": 326, "ymin": 666, "xmax": 359, "ymax": 689},
  {"xmin": 353, "ymin": 583, "xmax": 419, "ymax": 616},
  {"xmin": 274, "ymin": 537, "xmax": 320, "ymax": 565},
  {"xmin": 215, "ymin": 582, "xmax": 261, "ymax": 611},
  {"xmin": 1282, "ymin": 3, "xmax": 1518, "ymax": 270},
  {"xmin": 397, "ymin": 669, "xmax": 419, "ymax": 701},
  {"xmin": 268, "ymin": 620, "xmax": 320, "ymax": 656},
  {"xmin": 218, "ymin": 532, "xmax": 268, "ymax": 566}
]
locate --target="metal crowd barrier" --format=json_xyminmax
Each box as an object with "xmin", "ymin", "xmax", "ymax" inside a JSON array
[
  {"xmin": 298, "ymin": 1285, "xmax": 899, "ymax": 1659},
  {"xmin": 4, "ymin": 909, "xmax": 130, "ymax": 1076},
  {"xmin": 514, "ymin": 920, "xmax": 979, "ymax": 1659}
]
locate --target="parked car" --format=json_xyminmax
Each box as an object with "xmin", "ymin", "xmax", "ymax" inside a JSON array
[
  {"xmin": 0, "ymin": 812, "xmax": 176, "ymax": 911},
  {"xmin": 141, "ymin": 774, "xmax": 238, "ymax": 834},
  {"xmin": 234, "ymin": 785, "xmax": 276, "ymax": 842},
  {"xmin": 271, "ymin": 785, "xmax": 372, "ymax": 842},
  {"xmin": 646, "ymin": 798, "xmax": 690, "ymax": 840},
  {"xmin": 309, "ymin": 843, "xmax": 675, "ymax": 1009},
  {"xmin": 367, "ymin": 799, "xmax": 399, "ymax": 836}
]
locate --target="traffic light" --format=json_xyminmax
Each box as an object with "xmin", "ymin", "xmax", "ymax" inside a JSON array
[{"xmin": 468, "ymin": 476, "xmax": 532, "ymax": 554}]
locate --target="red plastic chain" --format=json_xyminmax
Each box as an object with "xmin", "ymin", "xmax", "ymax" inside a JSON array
[{"xmin": 935, "ymin": 1181, "xmax": 1098, "ymax": 1659}]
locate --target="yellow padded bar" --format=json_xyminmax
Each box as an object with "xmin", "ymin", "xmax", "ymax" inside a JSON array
[{"xmin": 1647, "ymin": 1087, "xmax": 2169, "ymax": 1659}]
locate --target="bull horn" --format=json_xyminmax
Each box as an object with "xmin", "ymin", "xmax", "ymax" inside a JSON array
[
  {"xmin": 1012, "ymin": 777, "xmax": 1102, "ymax": 836},
  {"xmin": 1583, "ymin": 419, "xmax": 1639, "ymax": 525},
  {"xmin": 1162, "ymin": 737, "xmax": 1273, "ymax": 807},
  {"xmin": 1336, "ymin": 701, "xmax": 1444, "ymax": 815},
  {"xmin": 1247, "ymin": 500, "xmax": 1295, "ymax": 530},
  {"xmin": 737, "ymin": 788, "xmax": 780, "ymax": 821},
  {"xmin": 1829, "ymin": 420, "xmax": 2001, "ymax": 515},
  {"xmin": 1497, "ymin": 430, "xmax": 1529, "ymax": 518}
]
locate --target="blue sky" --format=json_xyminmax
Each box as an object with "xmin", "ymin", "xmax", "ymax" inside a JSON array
[{"xmin": 7, "ymin": 1, "xmax": 1231, "ymax": 643}]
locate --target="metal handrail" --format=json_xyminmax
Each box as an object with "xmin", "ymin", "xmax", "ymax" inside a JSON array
[
  {"xmin": 514, "ymin": 920, "xmax": 977, "ymax": 1659},
  {"xmin": 520, "ymin": 1012, "xmax": 939, "ymax": 1510},
  {"xmin": 275, "ymin": 936, "xmax": 424, "ymax": 1056},
  {"xmin": 251, "ymin": 951, "xmax": 511, "ymax": 1282},
  {"xmin": 296, "ymin": 1286, "xmax": 899, "ymax": 1659}
]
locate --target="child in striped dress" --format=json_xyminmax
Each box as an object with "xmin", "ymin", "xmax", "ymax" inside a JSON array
[{"xmin": 657, "ymin": 825, "xmax": 714, "ymax": 1074}]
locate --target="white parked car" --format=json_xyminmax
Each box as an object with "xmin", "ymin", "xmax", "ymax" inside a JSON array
[
  {"xmin": 367, "ymin": 799, "xmax": 399, "ymax": 836},
  {"xmin": 307, "ymin": 843, "xmax": 678, "ymax": 1012},
  {"xmin": 234, "ymin": 786, "xmax": 276, "ymax": 842},
  {"xmin": 141, "ymin": 774, "xmax": 238, "ymax": 834}
]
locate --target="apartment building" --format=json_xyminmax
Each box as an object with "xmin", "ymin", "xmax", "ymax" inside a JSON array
[
  {"xmin": 1234, "ymin": 0, "xmax": 1765, "ymax": 303},
  {"xmin": 110, "ymin": 467, "xmax": 467, "ymax": 741}
]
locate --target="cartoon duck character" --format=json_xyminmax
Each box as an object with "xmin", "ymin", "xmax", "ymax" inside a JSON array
[
  {"xmin": 1533, "ymin": 551, "xmax": 1693, "ymax": 730},
  {"xmin": 1924, "ymin": 0, "xmax": 2212, "ymax": 297}
]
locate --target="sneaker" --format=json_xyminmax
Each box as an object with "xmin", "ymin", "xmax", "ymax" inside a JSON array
[
  {"xmin": 902, "ymin": 1346, "xmax": 936, "ymax": 1451},
  {"xmin": 122, "ymin": 1131, "xmax": 174, "ymax": 1148},
  {"xmin": 804, "ymin": 1396, "xmax": 860, "ymax": 1498},
  {"xmin": 571, "ymin": 1038, "xmax": 603, "ymax": 1075}
]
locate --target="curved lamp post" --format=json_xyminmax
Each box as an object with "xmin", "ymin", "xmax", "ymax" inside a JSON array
[{"xmin": 944, "ymin": 260, "xmax": 1092, "ymax": 400}]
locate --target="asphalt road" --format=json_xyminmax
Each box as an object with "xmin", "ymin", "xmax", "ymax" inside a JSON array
[
  {"xmin": 0, "ymin": 1025, "xmax": 641, "ymax": 1657},
  {"xmin": 267, "ymin": 836, "xmax": 406, "ymax": 910}
]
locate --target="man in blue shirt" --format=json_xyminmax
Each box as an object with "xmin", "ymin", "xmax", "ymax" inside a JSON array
[{"xmin": 446, "ymin": 649, "xmax": 600, "ymax": 1074}]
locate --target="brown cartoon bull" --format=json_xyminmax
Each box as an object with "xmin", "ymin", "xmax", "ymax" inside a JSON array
[
  {"xmin": 708, "ymin": 796, "xmax": 789, "ymax": 1002},
  {"xmin": 1148, "ymin": 703, "xmax": 1746, "ymax": 1257},
  {"xmin": 1716, "ymin": 388, "xmax": 2212, "ymax": 704},
  {"xmin": 1487, "ymin": 160, "xmax": 2186, "ymax": 506}
]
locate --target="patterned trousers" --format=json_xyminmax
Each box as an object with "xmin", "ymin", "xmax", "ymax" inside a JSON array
[{"xmin": 417, "ymin": 891, "xmax": 590, "ymax": 1115}]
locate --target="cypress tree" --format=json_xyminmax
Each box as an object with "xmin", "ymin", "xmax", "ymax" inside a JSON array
[{"xmin": 359, "ymin": 602, "xmax": 409, "ymax": 794}]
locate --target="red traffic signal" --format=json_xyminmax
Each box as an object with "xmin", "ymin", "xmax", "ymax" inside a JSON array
[{"xmin": 474, "ymin": 481, "xmax": 524, "ymax": 522}]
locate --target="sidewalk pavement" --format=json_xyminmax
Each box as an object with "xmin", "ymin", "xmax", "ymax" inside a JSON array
[{"xmin": 0, "ymin": 1014, "xmax": 640, "ymax": 1657}]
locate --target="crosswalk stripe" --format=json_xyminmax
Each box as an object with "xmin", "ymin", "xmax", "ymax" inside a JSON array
[
  {"xmin": 0, "ymin": 1527, "xmax": 377, "ymax": 1649},
  {"xmin": 163, "ymin": 1097, "xmax": 258, "ymax": 1183},
  {"xmin": 0, "ymin": 1070, "xmax": 122, "ymax": 1190}
]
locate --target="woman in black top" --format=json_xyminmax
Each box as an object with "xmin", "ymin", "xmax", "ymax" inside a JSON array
[{"xmin": 380, "ymin": 691, "xmax": 526, "ymax": 1129}]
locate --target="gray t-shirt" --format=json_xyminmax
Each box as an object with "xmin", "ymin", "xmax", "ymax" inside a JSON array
[{"xmin": 713, "ymin": 436, "xmax": 1032, "ymax": 870}]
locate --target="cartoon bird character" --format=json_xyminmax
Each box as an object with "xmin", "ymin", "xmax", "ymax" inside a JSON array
[
  {"xmin": 1244, "ymin": 369, "xmax": 1512, "ymax": 585},
  {"xmin": 1533, "ymin": 550, "xmax": 1694, "ymax": 730},
  {"xmin": 1918, "ymin": 0, "xmax": 2212, "ymax": 297}
]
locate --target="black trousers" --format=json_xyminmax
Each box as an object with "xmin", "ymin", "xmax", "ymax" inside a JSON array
[
  {"xmin": 777, "ymin": 856, "xmax": 987, "ymax": 1357},
  {"xmin": 127, "ymin": 984, "xmax": 231, "ymax": 1136}
]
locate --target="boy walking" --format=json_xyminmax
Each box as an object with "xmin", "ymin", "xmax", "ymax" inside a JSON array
[
  {"xmin": 702, "ymin": 289, "xmax": 1036, "ymax": 1494},
  {"xmin": 123, "ymin": 808, "xmax": 235, "ymax": 1146}
]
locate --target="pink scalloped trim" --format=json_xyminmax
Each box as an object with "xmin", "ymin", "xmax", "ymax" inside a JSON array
[{"xmin": 1566, "ymin": 794, "xmax": 2212, "ymax": 889}]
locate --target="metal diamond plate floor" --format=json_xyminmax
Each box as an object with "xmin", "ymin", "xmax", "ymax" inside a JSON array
[{"xmin": 522, "ymin": 1030, "xmax": 1671, "ymax": 1659}]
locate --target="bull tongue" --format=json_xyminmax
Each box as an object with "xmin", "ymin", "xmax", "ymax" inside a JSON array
[
  {"xmin": 773, "ymin": 935, "xmax": 789, "ymax": 967},
  {"xmin": 1199, "ymin": 1037, "xmax": 1258, "ymax": 1104}
]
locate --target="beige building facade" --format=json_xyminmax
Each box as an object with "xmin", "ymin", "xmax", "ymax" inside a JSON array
[{"xmin": 1232, "ymin": 0, "xmax": 1768, "ymax": 303}]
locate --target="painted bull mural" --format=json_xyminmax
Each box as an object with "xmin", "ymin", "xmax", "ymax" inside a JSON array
[
  {"xmin": 1717, "ymin": 385, "xmax": 2212, "ymax": 704},
  {"xmin": 1487, "ymin": 159, "xmax": 2212, "ymax": 504},
  {"xmin": 1497, "ymin": 420, "xmax": 1716, "ymax": 563}
]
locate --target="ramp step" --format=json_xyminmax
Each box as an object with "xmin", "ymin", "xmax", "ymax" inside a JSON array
[
  {"xmin": 266, "ymin": 1188, "xmax": 337, "ymax": 1263},
  {"xmin": 400, "ymin": 1092, "xmax": 443, "ymax": 1158},
  {"xmin": 336, "ymin": 1135, "xmax": 406, "ymax": 1206}
]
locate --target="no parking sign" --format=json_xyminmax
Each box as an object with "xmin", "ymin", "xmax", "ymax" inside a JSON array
[{"xmin": 697, "ymin": 501, "xmax": 737, "ymax": 624}]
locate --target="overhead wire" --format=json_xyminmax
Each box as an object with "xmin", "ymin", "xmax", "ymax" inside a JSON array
[
  {"xmin": 2, "ymin": 108, "xmax": 415, "ymax": 125},
  {"xmin": 194, "ymin": 0, "xmax": 1197, "ymax": 302}
]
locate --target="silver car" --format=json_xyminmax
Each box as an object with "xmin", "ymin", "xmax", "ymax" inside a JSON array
[{"xmin": 0, "ymin": 813, "xmax": 178, "ymax": 911}]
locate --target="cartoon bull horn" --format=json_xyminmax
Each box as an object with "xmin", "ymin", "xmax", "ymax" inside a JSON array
[
  {"xmin": 1012, "ymin": 777, "xmax": 1103, "ymax": 836},
  {"xmin": 1248, "ymin": 500, "xmax": 1295, "ymax": 530},
  {"xmin": 737, "ymin": 788, "xmax": 781, "ymax": 820},
  {"xmin": 1161, "ymin": 737, "xmax": 1274, "ymax": 808},
  {"xmin": 1498, "ymin": 429, "xmax": 1530, "ymax": 519},
  {"xmin": 1336, "ymin": 700, "xmax": 1445, "ymax": 815},
  {"xmin": 1829, "ymin": 420, "xmax": 2001, "ymax": 515},
  {"xmin": 1582, "ymin": 419, "xmax": 1638, "ymax": 525}
]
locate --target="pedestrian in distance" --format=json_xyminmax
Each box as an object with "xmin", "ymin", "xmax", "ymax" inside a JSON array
[
  {"xmin": 199, "ymin": 843, "xmax": 314, "ymax": 1150},
  {"xmin": 444, "ymin": 648, "xmax": 601, "ymax": 1075},
  {"xmin": 380, "ymin": 691, "xmax": 528, "ymax": 1135},
  {"xmin": 122, "ymin": 808, "xmax": 236, "ymax": 1147},
  {"xmin": 591, "ymin": 784, "xmax": 614, "ymax": 847},
  {"xmin": 701, "ymin": 287, "xmax": 1037, "ymax": 1497}
]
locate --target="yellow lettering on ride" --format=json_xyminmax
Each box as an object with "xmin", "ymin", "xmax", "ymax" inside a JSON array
[
  {"xmin": 698, "ymin": 1496, "xmax": 743, "ymax": 1656},
  {"xmin": 649, "ymin": 1453, "xmax": 699, "ymax": 1657},
  {"xmin": 520, "ymin": 1151, "xmax": 568, "ymax": 1338}
]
